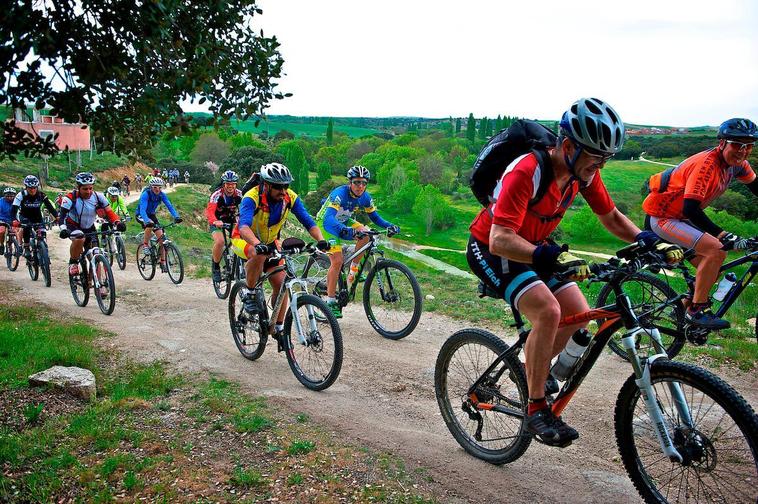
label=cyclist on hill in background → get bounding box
[315,165,400,318]
[232,163,329,336]
[136,177,182,273]
[206,170,243,282]
[0,187,21,256]
[121,174,131,196]
[642,117,758,332]
[184,170,190,184]
[467,98,681,447]
[12,175,58,260]
[59,172,125,276]
[135,173,143,192]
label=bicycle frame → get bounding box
[711,249,757,319]
[79,232,110,290]
[468,286,689,463]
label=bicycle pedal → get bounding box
[533,435,574,449]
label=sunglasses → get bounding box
[725,140,755,151]
[270,183,289,191]
[351,180,368,187]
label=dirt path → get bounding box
[3,223,756,503]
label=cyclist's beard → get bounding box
[267,189,285,202]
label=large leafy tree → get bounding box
[1,0,289,159]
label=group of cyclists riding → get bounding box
[1,101,755,456]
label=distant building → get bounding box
[13,108,90,151]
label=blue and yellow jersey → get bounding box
[234,185,315,245]
[316,185,390,240]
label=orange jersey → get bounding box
[642,148,755,219]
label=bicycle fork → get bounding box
[287,279,318,346]
[623,326,690,463]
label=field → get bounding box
[232,119,380,138]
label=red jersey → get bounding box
[206,188,243,225]
[642,148,755,219]
[470,153,616,244]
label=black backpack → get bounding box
[469,119,557,207]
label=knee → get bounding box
[531,300,561,330]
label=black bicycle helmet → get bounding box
[560,97,625,154]
[717,118,758,140]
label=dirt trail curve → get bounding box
[3,195,756,503]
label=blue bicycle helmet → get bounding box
[221,170,239,183]
[717,118,758,140]
[347,165,371,180]
[23,175,40,188]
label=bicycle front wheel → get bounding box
[38,241,51,287]
[165,243,184,284]
[93,255,116,315]
[615,360,758,504]
[363,259,422,340]
[6,238,19,271]
[435,329,531,465]
[213,253,232,299]
[228,281,267,361]
[69,262,89,307]
[27,248,39,281]
[136,243,156,280]
[596,272,685,360]
[115,236,126,270]
[283,294,343,391]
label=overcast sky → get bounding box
[241,0,757,127]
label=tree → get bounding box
[418,154,446,185]
[273,129,295,143]
[455,117,462,134]
[412,185,455,235]
[466,114,476,143]
[276,141,309,195]
[316,161,332,186]
[190,134,230,166]
[478,117,489,141]
[2,0,289,159]
[219,145,283,178]
[326,118,334,145]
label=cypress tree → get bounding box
[326,118,334,145]
[466,114,476,143]
[478,117,488,140]
[455,117,462,134]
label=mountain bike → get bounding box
[213,224,246,299]
[68,230,116,315]
[228,237,343,391]
[3,226,21,271]
[300,229,422,340]
[98,217,128,271]
[136,222,184,284]
[435,242,757,504]
[21,223,51,287]
[595,237,758,360]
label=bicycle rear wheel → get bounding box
[228,281,267,360]
[38,241,51,287]
[363,259,422,340]
[435,329,531,465]
[69,261,89,307]
[165,243,184,284]
[5,237,19,271]
[596,272,685,360]
[115,236,126,270]
[615,360,758,504]
[213,252,232,299]
[93,255,116,315]
[136,243,156,280]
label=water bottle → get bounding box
[713,272,737,302]
[550,329,592,381]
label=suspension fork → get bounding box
[286,279,316,345]
[622,328,684,463]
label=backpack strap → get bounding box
[529,149,554,208]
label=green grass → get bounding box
[287,440,315,456]
[232,119,380,138]
[418,249,468,271]
[0,152,128,190]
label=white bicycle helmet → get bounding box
[75,172,96,186]
[107,186,121,196]
[347,165,371,180]
[24,175,40,188]
[560,97,625,155]
[260,163,293,184]
[149,177,165,187]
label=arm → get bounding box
[42,195,58,218]
[205,194,218,225]
[367,209,392,229]
[322,206,353,239]
[682,198,722,237]
[489,224,539,262]
[137,191,150,222]
[596,207,641,242]
[237,196,260,246]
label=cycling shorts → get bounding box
[19,217,45,242]
[646,216,703,249]
[466,235,574,311]
[318,222,365,253]
[136,214,160,229]
[68,224,99,249]
[209,222,234,234]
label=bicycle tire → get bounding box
[93,255,116,315]
[615,359,758,504]
[435,329,531,465]
[283,294,343,391]
[115,236,126,270]
[69,260,89,307]
[363,259,422,340]
[27,244,39,281]
[165,243,184,284]
[106,237,116,267]
[5,237,19,271]
[596,272,685,360]
[136,243,155,280]
[228,281,267,361]
[38,241,51,287]
[213,252,232,299]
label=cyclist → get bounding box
[467,98,681,447]
[206,170,243,282]
[184,170,190,184]
[59,172,125,276]
[316,165,400,318]
[136,177,182,273]
[11,175,58,260]
[106,186,130,221]
[121,174,131,196]
[0,187,21,256]
[135,173,143,192]
[232,163,328,338]
[642,118,757,331]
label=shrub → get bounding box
[412,185,456,235]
